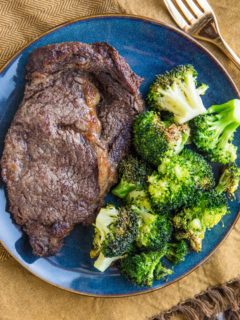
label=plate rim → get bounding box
[0,13,239,298]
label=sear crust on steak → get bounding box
[1,42,144,256]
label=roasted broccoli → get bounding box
[131,206,172,251]
[133,111,190,166]
[191,99,240,164]
[125,190,153,212]
[91,205,138,271]
[148,149,215,211]
[166,240,189,264]
[173,190,228,252]
[120,250,172,286]
[112,155,151,198]
[147,65,208,124]
[216,164,240,198]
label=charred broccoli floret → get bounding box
[173,190,228,252]
[112,155,151,198]
[147,65,208,124]
[191,99,240,164]
[125,190,152,212]
[91,205,138,272]
[133,111,190,166]
[148,149,214,211]
[216,164,240,198]
[131,206,172,251]
[166,240,189,264]
[120,250,172,286]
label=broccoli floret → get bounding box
[148,149,214,211]
[125,190,153,212]
[216,164,240,198]
[125,190,172,251]
[91,205,138,271]
[112,155,151,198]
[159,148,214,190]
[147,65,208,124]
[131,206,172,251]
[191,99,240,164]
[166,240,189,264]
[173,190,228,252]
[120,250,172,286]
[133,111,190,166]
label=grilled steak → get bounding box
[1,42,143,256]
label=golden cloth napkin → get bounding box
[0,1,239,319]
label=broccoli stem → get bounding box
[216,181,226,195]
[154,262,173,280]
[190,236,203,252]
[112,181,136,198]
[204,100,240,148]
[209,100,240,126]
[207,113,236,136]
[209,99,240,119]
[218,123,239,149]
[94,252,123,272]
[145,257,161,285]
[157,86,191,119]
[180,73,206,114]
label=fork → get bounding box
[164,0,240,70]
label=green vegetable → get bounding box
[120,250,172,286]
[191,99,240,164]
[94,253,123,273]
[173,190,228,252]
[125,190,172,251]
[132,206,172,251]
[133,111,190,166]
[147,65,208,124]
[216,164,240,198]
[125,189,152,212]
[148,149,215,211]
[91,205,138,271]
[166,240,189,264]
[112,155,151,198]
[90,65,240,286]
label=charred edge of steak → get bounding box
[26,42,143,94]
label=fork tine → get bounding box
[175,0,196,23]
[164,0,189,29]
[184,0,203,17]
[195,0,212,12]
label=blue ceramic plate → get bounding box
[0,15,239,297]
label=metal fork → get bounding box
[164,0,240,70]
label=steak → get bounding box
[1,42,143,256]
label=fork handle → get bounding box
[213,35,240,70]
